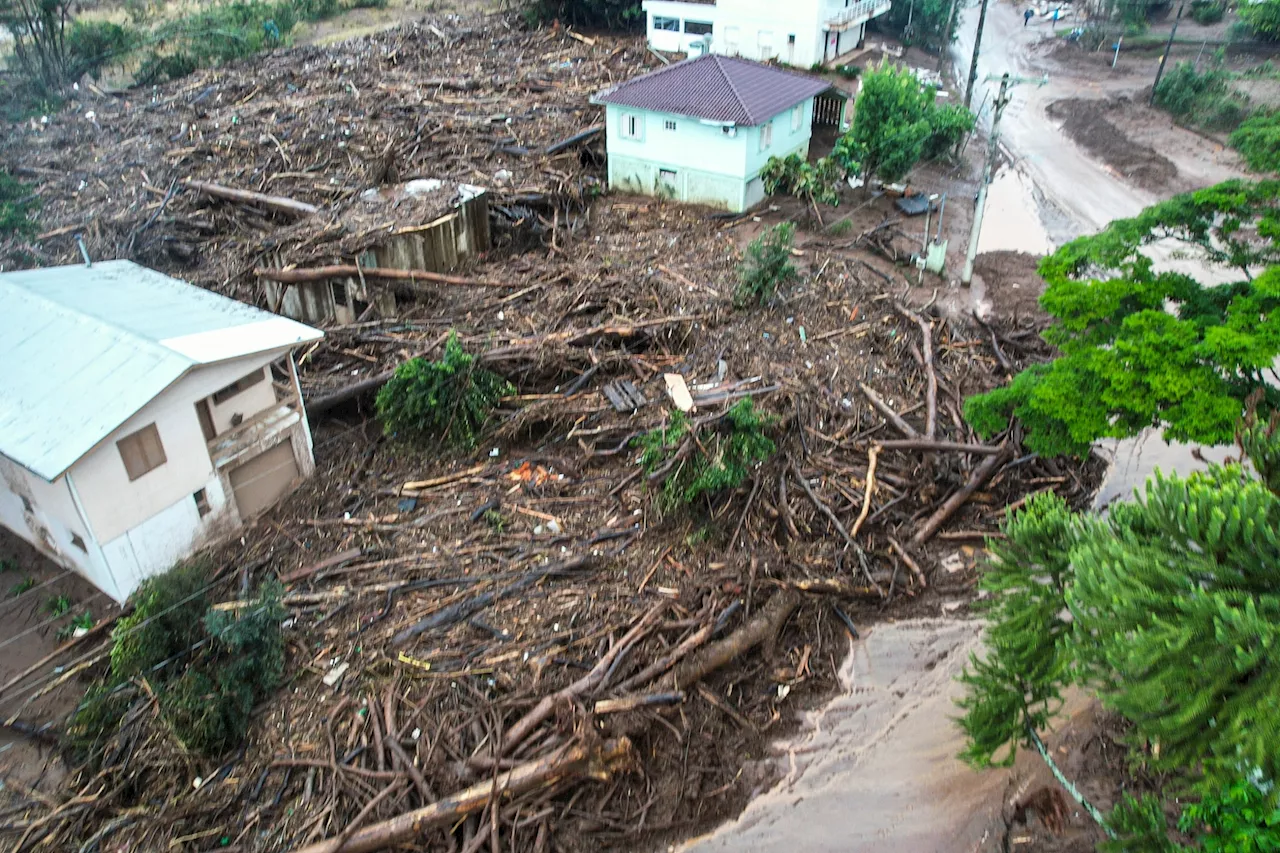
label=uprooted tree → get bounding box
[965,179,1280,458]
[376,331,515,449]
[635,398,775,512]
[957,413,1280,848]
[735,222,799,307]
[67,560,286,760]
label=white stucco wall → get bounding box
[207,365,277,435]
[644,0,880,66]
[0,455,121,598]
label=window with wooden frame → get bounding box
[117,423,167,481]
[620,113,644,140]
[212,368,266,405]
[759,121,773,151]
[193,488,211,517]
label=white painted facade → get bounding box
[643,0,892,67]
[0,350,315,602]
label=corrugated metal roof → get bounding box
[594,54,831,126]
[0,260,323,482]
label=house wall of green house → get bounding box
[604,99,816,212]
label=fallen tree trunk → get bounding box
[543,124,604,156]
[672,590,800,690]
[186,179,319,218]
[254,265,510,288]
[291,738,634,853]
[305,371,395,417]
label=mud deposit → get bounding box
[680,619,1008,853]
[1047,98,1179,193]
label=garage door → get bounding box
[229,439,299,520]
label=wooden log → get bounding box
[911,445,1011,545]
[291,738,634,853]
[672,590,800,690]
[254,265,510,288]
[543,124,603,156]
[185,179,318,218]
[281,547,364,584]
[593,692,684,715]
[876,439,1003,455]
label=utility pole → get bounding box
[937,0,961,73]
[964,0,990,109]
[1149,0,1186,105]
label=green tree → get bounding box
[1239,0,1280,40]
[375,331,514,448]
[877,0,961,53]
[526,0,642,28]
[965,179,1280,458]
[735,222,798,307]
[835,61,973,188]
[0,0,74,90]
[0,170,39,236]
[959,416,1280,844]
[761,153,844,207]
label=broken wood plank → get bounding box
[281,547,364,584]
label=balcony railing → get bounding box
[826,0,892,30]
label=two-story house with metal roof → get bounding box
[0,261,323,602]
[593,54,839,212]
[642,0,892,67]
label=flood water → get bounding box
[680,619,1011,853]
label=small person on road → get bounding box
[1024,7,1034,24]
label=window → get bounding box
[194,488,211,517]
[792,105,804,132]
[212,368,266,405]
[620,113,644,140]
[722,126,737,138]
[331,280,349,307]
[788,34,797,44]
[759,121,773,151]
[195,399,217,441]
[664,119,677,131]
[21,495,33,513]
[653,14,679,31]
[684,20,713,35]
[117,423,167,481]
[71,533,87,552]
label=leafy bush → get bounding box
[921,102,976,161]
[65,20,142,80]
[0,170,39,237]
[735,222,798,307]
[1179,780,1280,852]
[835,63,861,80]
[68,561,286,759]
[1154,59,1252,132]
[525,0,643,29]
[1191,0,1225,24]
[635,399,775,511]
[375,332,514,448]
[877,0,960,52]
[1231,110,1280,173]
[761,153,844,207]
[965,179,1280,457]
[1240,0,1280,40]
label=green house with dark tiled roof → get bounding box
[591,53,841,212]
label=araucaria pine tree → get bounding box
[958,412,1280,845]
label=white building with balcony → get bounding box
[0,261,323,602]
[642,0,892,67]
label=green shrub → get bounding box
[1231,110,1280,173]
[135,51,199,85]
[1154,59,1252,132]
[761,154,844,207]
[65,20,142,79]
[375,332,514,449]
[921,102,976,161]
[0,171,39,237]
[835,63,861,80]
[1191,0,1225,24]
[1179,780,1280,851]
[635,399,776,510]
[735,222,798,307]
[68,563,286,760]
[1240,0,1280,40]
